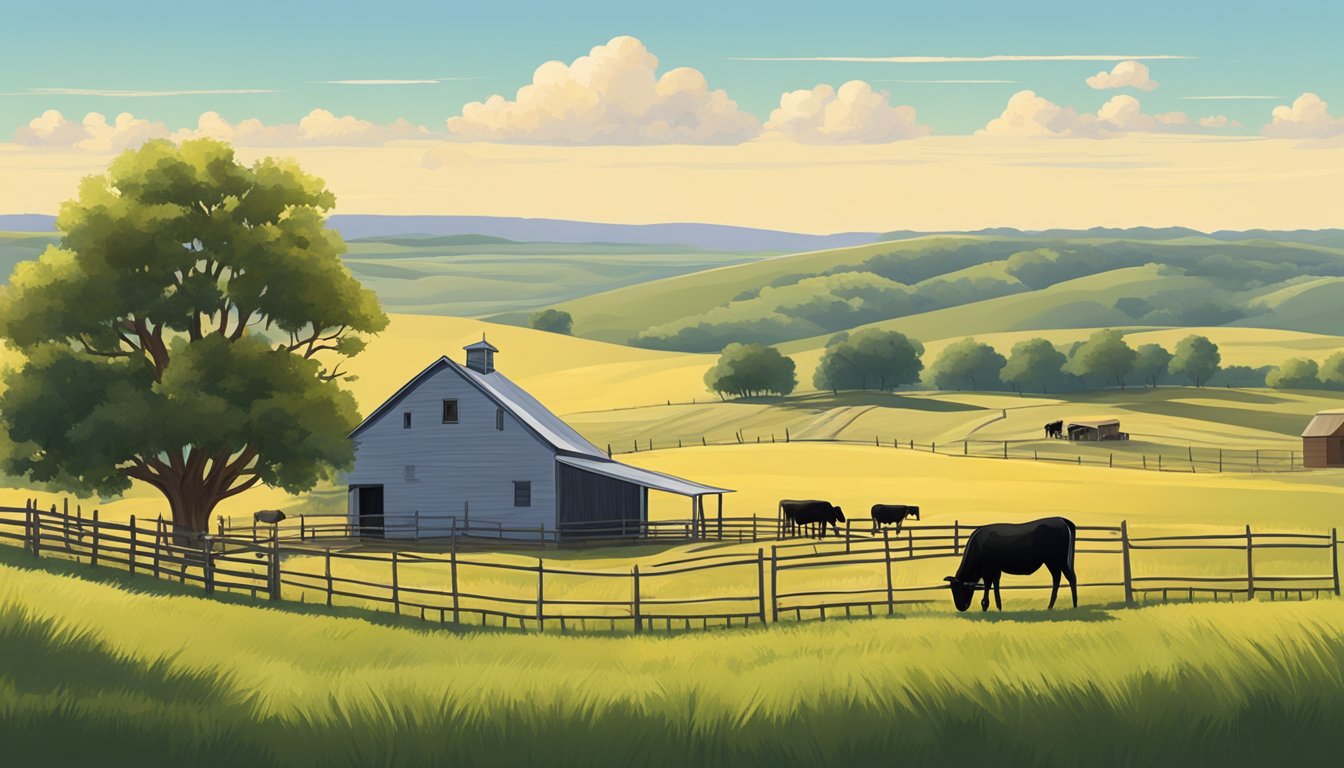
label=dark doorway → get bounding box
[354,485,384,538]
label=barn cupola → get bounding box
[464,337,499,374]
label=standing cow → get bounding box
[778,499,845,539]
[943,517,1077,612]
[1044,420,1064,439]
[870,504,920,534]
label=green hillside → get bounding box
[545,236,1344,352]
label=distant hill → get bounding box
[0,214,56,232]
[879,226,1344,248]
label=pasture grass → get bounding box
[4,547,1344,766]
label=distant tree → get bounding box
[704,343,797,399]
[1207,365,1271,388]
[1065,329,1137,389]
[0,139,387,538]
[813,329,923,393]
[1266,357,1322,389]
[529,308,573,335]
[1132,343,1173,388]
[1320,352,1344,389]
[1169,335,1222,387]
[928,337,1007,391]
[824,331,850,348]
[1000,338,1068,395]
[1113,297,1154,320]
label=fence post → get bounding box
[757,548,767,626]
[769,546,779,623]
[932,441,937,453]
[26,501,38,558]
[632,565,643,632]
[1003,441,1008,459]
[450,537,460,624]
[325,548,333,606]
[884,528,894,615]
[1246,525,1255,600]
[785,427,790,443]
[217,517,224,537]
[126,514,137,574]
[1219,449,1223,473]
[202,535,215,595]
[953,520,960,556]
[536,559,545,631]
[1332,527,1340,597]
[1256,450,1260,471]
[391,551,401,615]
[844,519,852,553]
[90,509,100,568]
[269,532,281,601]
[1120,520,1133,606]
[153,516,163,579]
[1109,453,1113,468]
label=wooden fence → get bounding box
[605,430,1305,474]
[2,502,1338,633]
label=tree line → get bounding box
[700,328,1332,398]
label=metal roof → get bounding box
[1302,412,1344,438]
[557,455,733,497]
[349,356,606,459]
[465,339,498,352]
[1068,419,1120,428]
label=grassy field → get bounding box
[4,546,1344,767]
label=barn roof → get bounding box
[1302,410,1344,438]
[349,356,607,459]
[557,455,733,497]
[1068,418,1120,428]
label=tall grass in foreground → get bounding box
[2,551,1344,767]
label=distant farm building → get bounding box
[1301,410,1344,468]
[1066,418,1129,442]
[345,339,732,539]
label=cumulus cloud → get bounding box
[1197,114,1240,128]
[446,36,759,144]
[761,81,929,143]
[1262,93,1344,139]
[175,109,435,146]
[13,109,168,151]
[979,91,1207,138]
[1085,60,1158,91]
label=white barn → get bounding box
[345,339,731,539]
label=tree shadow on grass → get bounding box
[953,603,1122,623]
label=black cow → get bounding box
[944,517,1077,612]
[871,504,920,534]
[778,499,845,538]
[254,509,287,525]
[1044,420,1064,439]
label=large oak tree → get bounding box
[0,139,387,537]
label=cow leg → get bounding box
[1063,563,1078,608]
[981,581,991,612]
[1047,567,1061,610]
[993,577,1003,611]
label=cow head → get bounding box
[944,576,977,612]
[833,506,846,522]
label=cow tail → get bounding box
[1067,519,1076,571]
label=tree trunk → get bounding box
[160,474,224,544]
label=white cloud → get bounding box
[446,36,759,145]
[174,109,435,146]
[1197,114,1241,128]
[1086,61,1158,91]
[1262,93,1344,139]
[13,109,168,151]
[979,91,1206,138]
[762,81,929,143]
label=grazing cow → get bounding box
[1044,420,1064,439]
[254,509,286,525]
[870,504,920,534]
[778,499,845,538]
[943,517,1077,612]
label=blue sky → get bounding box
[2,0,1340,135]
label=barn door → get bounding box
[356,485,384,538]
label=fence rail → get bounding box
[602,429,1306,474]
[2,501,1339,634]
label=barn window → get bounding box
[402,412,412,429]
[404,465,415,481]
[513,481,532,508]
[496,407,504,431]
[442,399,459,423]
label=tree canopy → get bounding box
[1065,329,1136,389]
[813,328,923,393]
[529,308,573,335]
[1169,335,1221,387]
[928,337,1007,392]
[0,139,387,535]
[704,343,797,398]
[1132,343,1173,388]
[1000,338,1068,395]
[1266,357,1321,389]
